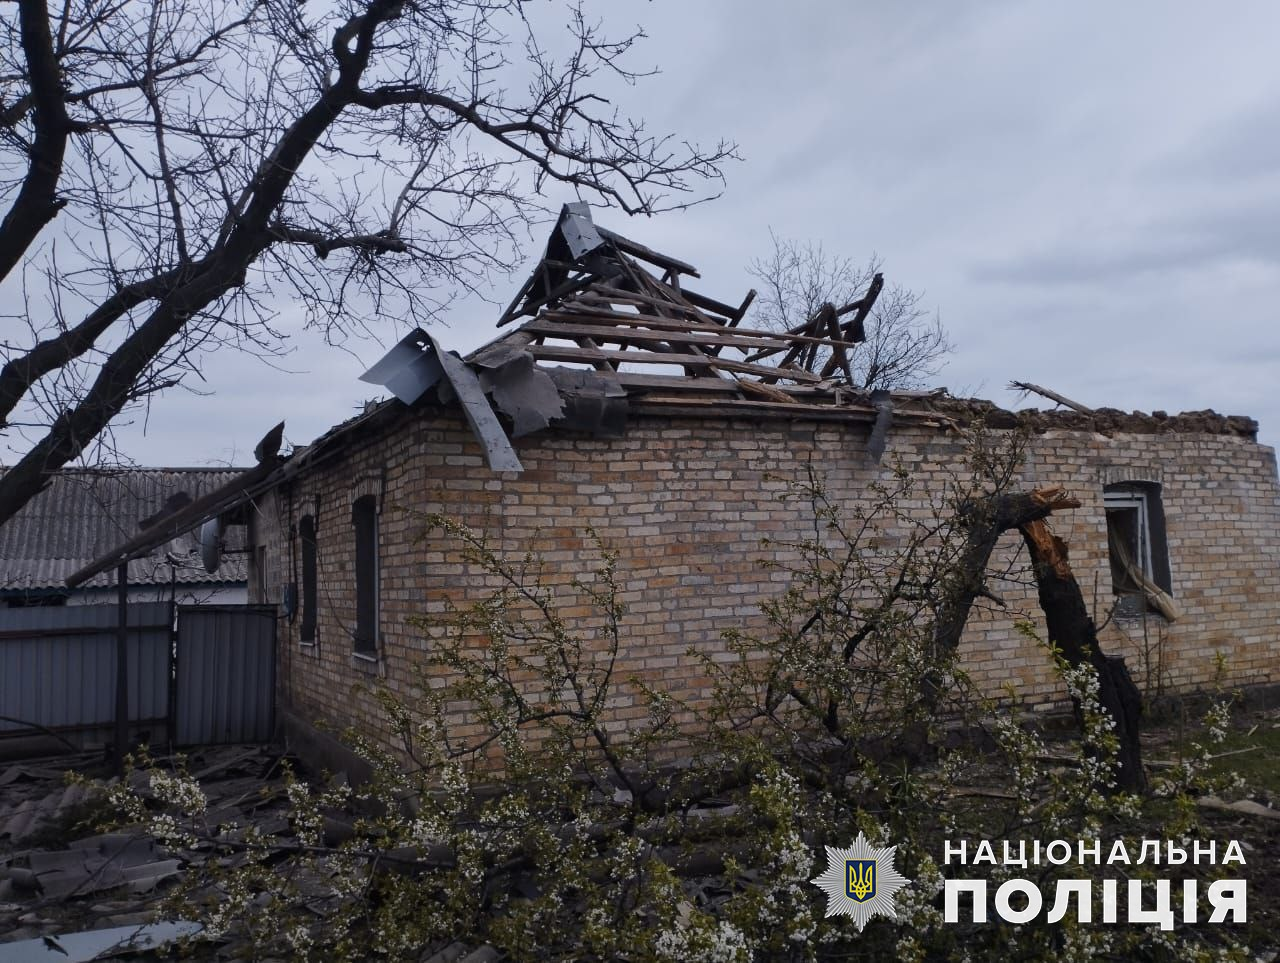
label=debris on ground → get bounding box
[0,744,504,960]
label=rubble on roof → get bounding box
[489,201,883,405]
[299,205,1268,478]
[921,396,1260,440]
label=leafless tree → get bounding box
[0,0,735,525]
[747,232,952,390]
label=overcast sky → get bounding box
[42,0,1280,465]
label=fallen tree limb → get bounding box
[921,485,1145,792]
[1019,517,1146,792]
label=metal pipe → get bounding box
[114,562,128,775]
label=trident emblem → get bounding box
[846,859,876,902]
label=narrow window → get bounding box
[352,495,378,655]
[1104,482,1174,618]
[299,514,317,644]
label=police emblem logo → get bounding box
[812,830,910,931]
[846,859,876,902]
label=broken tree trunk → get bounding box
[1019,518,1146,792]
[924,487,1145,792]
[931,487,1083,667]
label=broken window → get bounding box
[352,495,379,656]
[1103,482,1178,620]
[299,514,317,644]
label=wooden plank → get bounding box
[610,372,746,393]
[496,269,538,327]
[522,320,789,352]
[634,267,722,328]
[820,303,854,382]
[631,396,951,426]
[585,283,710,321]
[525,343,823,383]
[535,368,948,417]
[496,272,591,328]
[574,335,617,372]
[635,269,736,357]
[762,340,805,372]
[678,286,741,321]
[633,396,883,419]
[598,227,700,277]
[1008,381,1093,414]
[621,262,723,376]
[738,379,798,404]
[729,288,757,327]
[833,272,882,346]
[544,309,863,351]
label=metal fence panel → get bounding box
[174,605,275,744]
[0,602,172,733]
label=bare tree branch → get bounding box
[0,0,74,282]
[747,232,953,390]
[0,0,736,524]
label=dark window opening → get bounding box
[1104,482,1172,618]
[352,495,378,655]
[300,514,317,644]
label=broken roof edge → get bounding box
[281,380,1262,478]
[627,394,1259,440]
[924,397,1259,441]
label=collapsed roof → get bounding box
[489,201,881,397]
[360,203,926,470]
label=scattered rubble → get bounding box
[0,920,202,962]
[0,745,506,960]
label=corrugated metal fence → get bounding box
[174,605,275,744]
[0,602,275,748]
[0,602,172,736]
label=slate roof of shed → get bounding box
[0,468,248,592]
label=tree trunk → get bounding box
[926,487,1081,705]
[923,487,1146,793]
[1019,518,1146,792]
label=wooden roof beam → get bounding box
[598,227,700,278]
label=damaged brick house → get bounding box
[232,205,1279,757]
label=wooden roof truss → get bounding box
[492,204,884,405]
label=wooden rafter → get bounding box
[486,205,891,409]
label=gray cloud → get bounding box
[17,0,1279,464]
[971,185,1280,286]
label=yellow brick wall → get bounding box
[251,405,1280,753]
